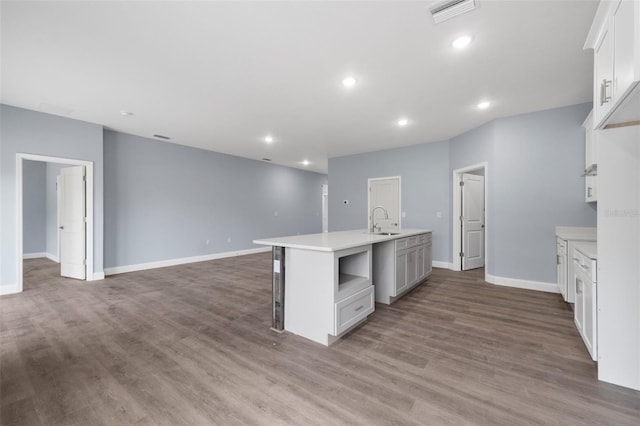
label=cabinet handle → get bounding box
[576,279,581,295]
[600,79,612,106]
[587,187,592,198]
[556,254,560,265]
[354,305,364,312]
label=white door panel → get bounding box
[60,166,86,280]
[462,173,485,270]
[369,177,400,232]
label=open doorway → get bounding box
[452,163,488,273]
[322,184,328,232]
[17,153,94,293]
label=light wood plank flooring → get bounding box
[2,255,639,425]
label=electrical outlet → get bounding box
[227,237,231,243]
[402,211,406,218]
[436,211,442,218]
[205,239,210,245]
[343,200,349,205]
[274,211,279,216]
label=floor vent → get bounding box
[428,0,477,24]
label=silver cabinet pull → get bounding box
[354,305,364,312]
[600,79,612,106]
[59,226,64,230]
[556,254,560,265]
[587,187,593,198]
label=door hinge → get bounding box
[83,175,86,182]
[459,252,464,257]
[459,181,464,186]
[460,215,463,222]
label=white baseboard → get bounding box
[432,260,453,269]
[90,272,105,281]
[486,274,560,294]
[23,252,46,259]
[104,247,271,276]
[46,253,59,263]
[0,283,21,296]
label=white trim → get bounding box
[46,253,59,263]
[452,162,488,275]
[23,252,46,259]
[432,260,454,269]
[0,283,21,296]
[90,272,105,281]
[104,247,271,276]
[486,274,560,294]
[367,176,402,231]
[16,153,100,293]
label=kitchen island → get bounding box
[253,229,432,346]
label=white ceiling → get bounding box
[1,1,597,173]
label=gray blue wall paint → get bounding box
[22,160,46,254]
[486,103,596,282]
[104,130,327,269]
[1,105,104,288]
[46,163,65,260]
[329,103,596,283]
[328,141,451,263]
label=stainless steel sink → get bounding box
[374,232,401,236]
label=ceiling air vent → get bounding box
[428,0,477,24]
[153,134,171,140]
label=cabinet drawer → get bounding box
[334,286,374,335]
[417,234,427,245]
[396,238,409,251]
[407,236,418,248]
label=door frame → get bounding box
[16,153,94,293]
[367,176,401,231]
[452,162,488,274]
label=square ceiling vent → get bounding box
[429,0,477,24]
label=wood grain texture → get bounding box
[1,256,639,425]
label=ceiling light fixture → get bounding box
[342,77,357,88]
[397,118,409,127]
[302,160,310,166]
[452,35,472,49]
[264,135,274,143]
[120,110,134,116]
[477,101,491,110]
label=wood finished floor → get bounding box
[2,256,639,425]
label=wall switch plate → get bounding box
[436,211,442,218]
[402,211,406,218]
[343,200,349,205]
[227,237,231,243]
[274,211,279,216]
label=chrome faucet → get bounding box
[370,205,389,233]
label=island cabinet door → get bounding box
[424,244,432,276]
[416,245,425,279]
[406,248,418,286]
[395,251,407,294]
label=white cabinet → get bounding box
[374,232,432,304]
[586,0,640,128]
[572,244,598,361]
[582,111,598,202]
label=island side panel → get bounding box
[284,248,334,345]
[373,240,396,304]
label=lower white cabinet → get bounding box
[573,244,598,361]
[374,232,432,304]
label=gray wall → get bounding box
[46,163,66,260]
[22,160,46,254]
[1,104,104,289]
[104,131,327,269]
[328,141,451,264]
[329,103,596,283]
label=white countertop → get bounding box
[573,242,597,259]
[253,228,432,252]
[556,226,597,241]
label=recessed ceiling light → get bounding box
[477,101,491,110]
[452,35,472,49]
[120,110,134,116]
[301,160,310,166]
[397,118,409,127]
[264,135,274,143]
[342,77,357,88]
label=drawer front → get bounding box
[407,236,418,248]
[396,238,409,251]
[573,250,596,282]
[334,286,375,335]
[417,234,427,245]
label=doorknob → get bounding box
[59,226,64,230]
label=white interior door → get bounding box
[368,177,400,232]
[59,166,86,280]
[461,173,485,270]
[322,184,328,233]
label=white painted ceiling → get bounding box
[1,1,597,173]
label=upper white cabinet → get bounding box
[582,110,598,202]
[585,0,640,128]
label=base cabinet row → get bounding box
[374,232,432,305]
